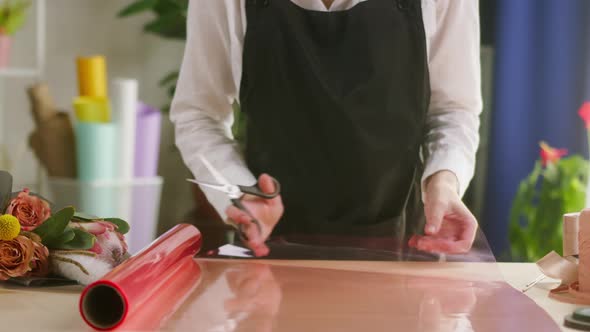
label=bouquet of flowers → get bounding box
[0,172,130,285]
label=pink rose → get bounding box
[69,221,128,266]
[5,189,51,231]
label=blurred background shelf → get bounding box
[0,67,40,77]
[0,0,46,190]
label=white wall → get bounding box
[0,0,194,232]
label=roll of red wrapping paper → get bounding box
[79,224,202,330]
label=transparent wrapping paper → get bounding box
[159,229,557,332]
[79,226,560,331]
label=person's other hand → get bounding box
[226,174,284,257]
[408,170,477,254]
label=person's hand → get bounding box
[226,174,284,257]
[408,171,477,254]
[224,264,282,332]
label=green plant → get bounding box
[509,147,588,261]
[509,103,590,262]
[118,0,187,113]
[0,0,30,36]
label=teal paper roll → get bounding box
[76,122,116,181]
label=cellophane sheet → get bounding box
[160,229,558,331]
[81,225,560,331]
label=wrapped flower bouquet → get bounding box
[0,171,130,285]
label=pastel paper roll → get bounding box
[77,56,108,98]
[111,78,138,179]
[135,103,162,177]
[75,122,116,181]
[73,96,110,123]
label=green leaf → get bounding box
[117,0,157,17]
[45,229,75,249]
[33,207,75,246]
[57,228,96,250]
[143,12,186,39]
[160,103,171,114]
[103,218,130,234]
[0,0,30,35]
[158,71,179,87]
[153,0,188,15]
[73,211,99,221]
[167,86,176,102]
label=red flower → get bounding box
[539,141,568,167]
[578,102,590,129]
[5,189,51,231]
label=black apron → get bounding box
[240,0,430,245]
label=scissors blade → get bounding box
[199,154,232,186]
[186,179,232,194]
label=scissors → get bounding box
[187,155,281,241]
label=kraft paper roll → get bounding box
[73,97,110,123]
[564,213,580,257]
[135,103,161,177]
[111,78,138,179]
[79,224,202,331]
[27,83,58,125]
[29,113,77,178]
[75,122,116,181]
[77,56,108,98]
[579,209,590,292]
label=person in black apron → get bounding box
[181,0,479,257]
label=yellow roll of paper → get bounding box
[77,56,108,98]
[73,96,111,123]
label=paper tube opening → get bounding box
[81,284,127,330]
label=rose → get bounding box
[5,189,51,231]
[22,232,49,278]
[69,221,128,266]
[0,235,35,280]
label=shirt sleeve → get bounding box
[170,0,255,221]
[420,0,483,199]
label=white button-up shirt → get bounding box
[170,0,482,220]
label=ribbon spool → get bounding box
[541,209,590,304]
[564,213,579,257]
[579,210,590,292]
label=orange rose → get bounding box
[22,232,49,278]
[0,235,35,280]
[5,189,51,231]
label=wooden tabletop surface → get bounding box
[0,261,579,331]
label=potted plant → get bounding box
[0,0,31,68]
[509,102,590,261]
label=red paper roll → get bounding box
[79,224,202,330]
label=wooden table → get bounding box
[0,262,579,331]
[498,263,578,332]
